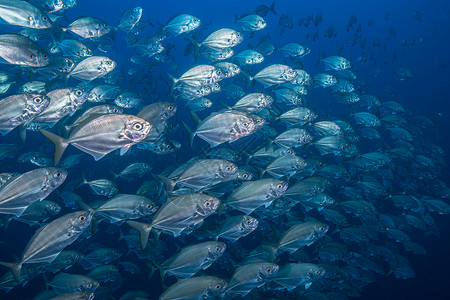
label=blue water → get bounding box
[1,0,450,299]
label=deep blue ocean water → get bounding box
[1,0,450,299]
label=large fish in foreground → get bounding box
[0,93,50,135]
[0,0,52,29]
[0,167,67,216]
[40,114,152,164]
[0,210,92,281]
[0,33,49,67]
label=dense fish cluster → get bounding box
[0,1,448,300]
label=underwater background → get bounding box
[1,0,450,299]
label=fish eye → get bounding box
[132,122,143,131]
[246,219,252,225]
[225,166,231,171]
[215,284,222,290]
[205,200,211,206]
[75,90,83,96]
[43,16,48,21]
[79,215,86,222]
[315,270,320,274]
[86,283,92,288]
[242,174,248,178]
[277,184,283,189]
[103,23,108,27]
[146,204,152,208]
[43,54,48,59]
[265,267,272,273]
[215,246,221,252]
[168,105,174,110]
[54,171,62,178]
[34,97,42,104]
[113,108,119,113]
[319,227,325,231]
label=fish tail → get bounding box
[17,125,26,145]
[126,220,152,250]
[217,202,226,217]
[260,245,277,262]
[75,171,88,189]
[77,200,96,213]
[240,69,254,89]
[0,261,22,282]
[39,129,69,165]
[165,72,178,95]
[148,260,166,282]
[147,16,154,27]
[182,121,195,147]
[188,37,201,59]
[270,1,277,15]
[110,169,119,180]
[243,151,253,164]
[63,74,70,88]
[257,167,265,179]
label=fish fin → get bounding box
[39,129,68,165]
[0,128,13,136]
[120,146,131,156]
[260,245,277,262]
[208,141,221,148]
[126,221,152,249]
[305,282,312,289]
[0,261,22,282]
[270,1,277,15]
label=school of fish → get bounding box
[0,1,448,300]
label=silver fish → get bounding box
[160,276,227,300]
[0,33,49,67]
[0,167,66,217]
[0,211,92,281]
[157,241,226,278]
[0,93,50,135]
[68,56,116,82]
[0,0,52,29]
[63,16,111,39]
[40,114,151,164]
[127,193,220,247]
[163,14,201,36]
